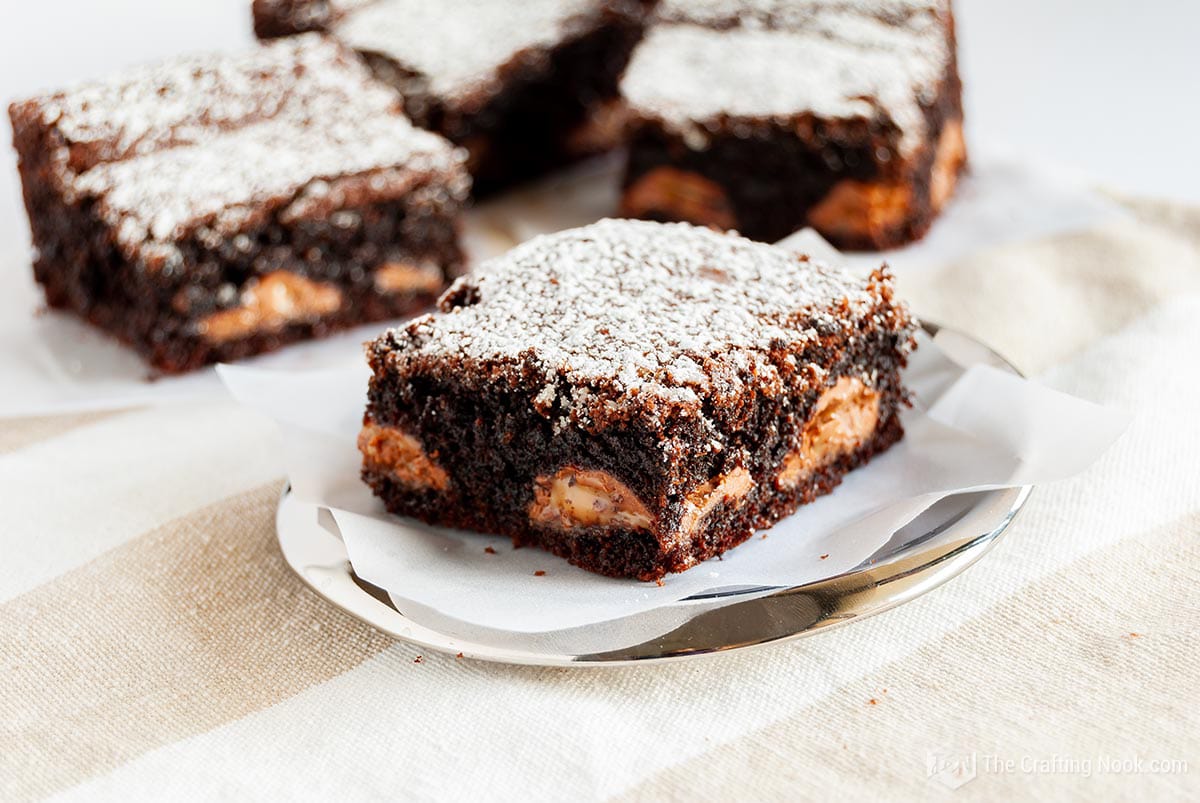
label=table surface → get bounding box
[0,0,1196,253]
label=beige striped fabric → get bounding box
[1,200,1197,801]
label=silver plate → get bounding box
[276,323,1031,666]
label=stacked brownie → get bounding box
[360,219,916,580]
[619,0,966,248]
[254,0,650,195]
[9,36,469,372]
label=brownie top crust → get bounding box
[620,0,952,155]
[371,219,912,432]
[9,35,468,268]
[324,0,633,108]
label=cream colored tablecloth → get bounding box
[1,199,1197,801]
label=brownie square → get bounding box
[360,219,917,580]
[9,35,470,373]
[253,0,649,195]
[619,0,966,249]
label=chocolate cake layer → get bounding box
[9,35,470,372]
[254,0,649,196]
[619,0,966,248]
[361,219,917,580]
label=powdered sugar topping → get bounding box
[384,220,893,427]
[77,115,460,251]
[33,35,400,170]
[29,35,466,260]
[621,0,951,155]
[332,0,603,105]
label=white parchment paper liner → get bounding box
[219,326,1127,634]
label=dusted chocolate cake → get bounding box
[360,219,917,580]
[619,0,966,249]
[253,0,649,196]
[8,35,469,373]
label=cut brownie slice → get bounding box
[9,35,469,373]
[619,0,966,249]
[253,0,649,196]
[360,219,917,580]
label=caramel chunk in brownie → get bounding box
[199,273,344,344]
[358,423,450,492]
[930,120,967,212]
[680,468,754,536]
[776,377,881,489]
[373,262,447,296]
[621,167,737,231]
[530,468,655,531]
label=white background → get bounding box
[1,0,1197,252]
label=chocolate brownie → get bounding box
[9,35,470,373]
[360,219,917,580]
[254,0,649,196]
[619,0,966,249]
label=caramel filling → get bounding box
[198,272,343,343]
[808,118,966,239]
[777,377,881,489]
[930,119,966,212]
[807,177,913,240]
[373,261,444,295]
[679,467,754,535]
[621,167,737,231]
[358,422,450,492]
[529,468,655,531]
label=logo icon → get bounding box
[927,749,978,790]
